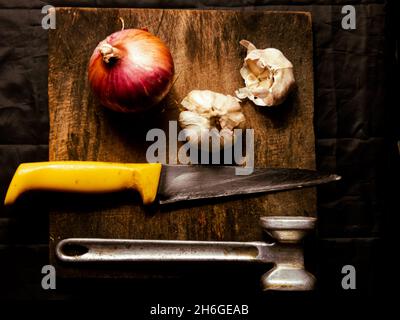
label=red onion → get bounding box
[88,27,174,113]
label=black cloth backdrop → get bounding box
[0,0,398,300]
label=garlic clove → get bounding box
[266,68,296,106]
[179,110,210,129]
[247,59,265,77]
[181,90,214,115]
[255,48,293,70]
[219,112,246,131]
[212,94,242,115]
[240,67,259,87]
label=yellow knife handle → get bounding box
[4,161,162,206]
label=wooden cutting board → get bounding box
[48,8,315,277]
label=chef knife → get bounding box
[4,161,340,206]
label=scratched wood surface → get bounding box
[48,8,315,277]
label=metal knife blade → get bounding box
[157,165,341,204]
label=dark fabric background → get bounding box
[0,0,398,304]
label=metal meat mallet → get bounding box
[56,216,317,291]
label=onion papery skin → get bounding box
[88,29,174,113]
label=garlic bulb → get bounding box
[235,40,295,107]
[179,90,246,150]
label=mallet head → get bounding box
[259,216,317,291]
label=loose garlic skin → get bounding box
[235,40,295,107]
[179,90,246,150]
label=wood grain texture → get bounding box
[48,8,315,277]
